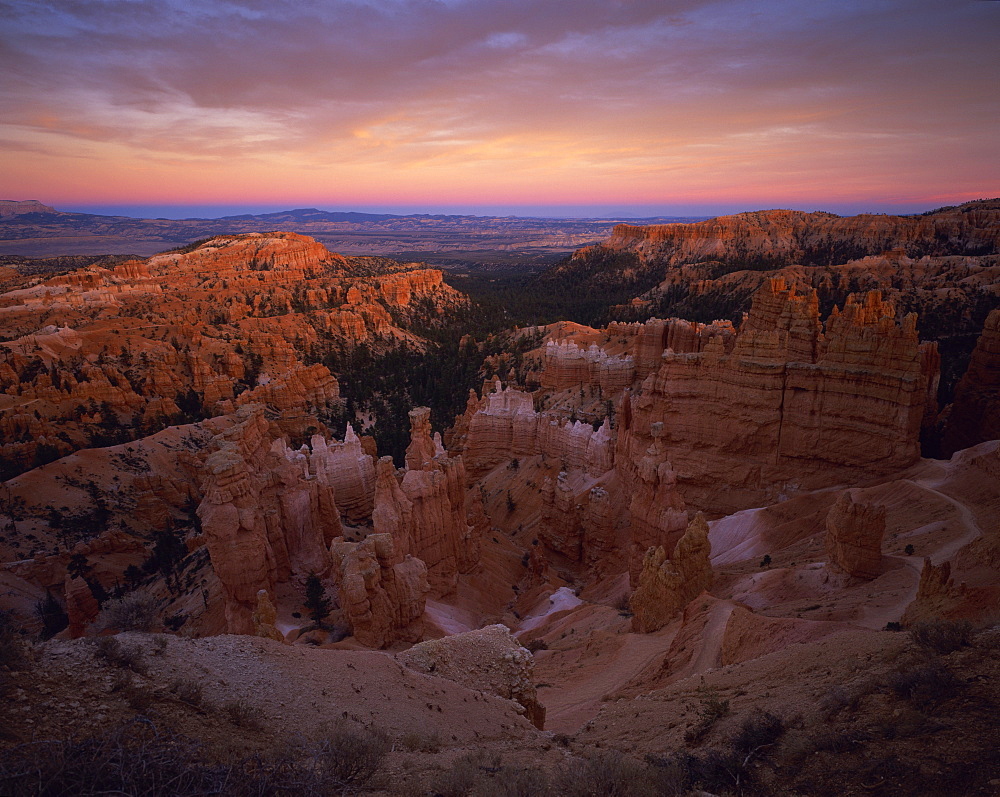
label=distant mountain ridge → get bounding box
[0,199,56,218]
[0,200,706,258]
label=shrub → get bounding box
[110,671,133,693]
[810,727,870,753]
[887,662,962,709]
[556,750,659,797]
[819,685,851,717]
[303,572,331,626]
[400,730,441,753]
[223,698,262,729]
[645,751,698,796]
[731,710,785,757]
[169,678,203,707]
[97,592,160,632]
[35,591,69,639]
[312,724,389,791]
[492,765,549,797]
[0,718,328,795]
[525,639,548,653]
[684,690,730,745]
[431,751,492,797]
[909,619,975,655]
[95,637,148,675]
[0,610,28,670]
[124,684,154,713]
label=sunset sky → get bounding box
[1,0,998,217]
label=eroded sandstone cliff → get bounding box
[616,279,938,513]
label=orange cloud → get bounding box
[0,0,996,212]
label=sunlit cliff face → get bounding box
[1,0,997,210]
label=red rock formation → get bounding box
[0,231,467,479]
[540,340,635,393]
[330,533,428,649]
[404,406,439,470]
[146,232,343,277]
[626,423,687,582]
[308,426,376,524]
[454,382,614,480]
[588,205,1000,269]
[629,512,712,633]
[942,309,1000,455]
[537,473,622,571]
[401,455,469,596]
[195,406,351,634]
[582,485,617,574]
[64,575,99,638]
[824,492,886,579]
[198,442,278,635]
[633,317,736,379]
[539,471,581,559]
[235,363,340,415]
[252,589,285,642]
[398,624,545,729]
[460,488,487,574]
[617,279,938,513]
[371,456,414,557]
[0,199,56,217]
[357,406,483,597]
[901,559,968,626]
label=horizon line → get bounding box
[46,200,979,221]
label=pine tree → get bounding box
[304,572,331,626]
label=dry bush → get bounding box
[95,637,148,675]
[809,727,871,754]
[97,592,160,633]
[124,684,154,713]
[818,677,878,719]
[430,751,490,797]
[489,765,549,797]
[0,610,29,671]
[818,685,851,717]
[0,719,221,796]
[223,698,262,729]
[0,718,331,796]
[684,689,731,745]
[431,751,548,797]
[645,751,698,796]
[732,711,785,755]
[400,730,440,753]
[909,620,976,655]
[110,671,133,693]
[887,661,962,710]
[169,678,204,707]
[652,710,787,795]
[311,724,389,792]
[556,750,659,797]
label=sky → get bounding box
[1,0,998,218]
